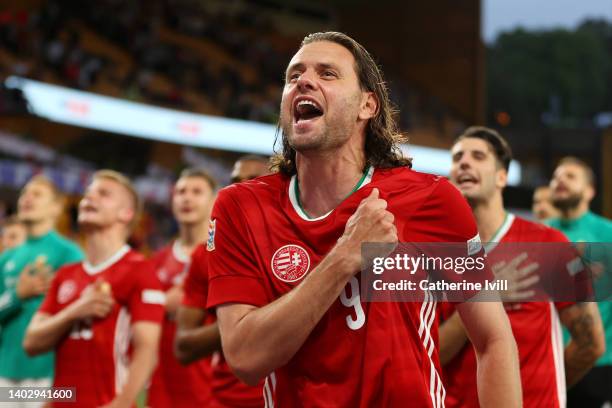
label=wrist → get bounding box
[62,301,82,322]
[328,243,360,278]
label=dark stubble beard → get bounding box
[282,108,356,154]
[552,192,582,212]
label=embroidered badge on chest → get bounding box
[270,244,311,283]
[58,280,77,304]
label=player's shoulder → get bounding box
[0,246,20,266]
[111,250,149,274]
[373,166,446,192]
[587,212,612,230]
[54,261,85,280]
[49,231,75,246]
[373,166,463,208]
[216,172,286,208]
[117,251,158,285]
[51,233,83,257]
[511,216,569,242]
[121,250,149,266]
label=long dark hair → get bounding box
[271,31,411,176]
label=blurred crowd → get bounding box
[0,0,288,122]
[0,0,458,130]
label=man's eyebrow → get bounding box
[286,62,305,76]
[285,62,341,76]
[317,62,339,71]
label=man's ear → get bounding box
[496,168,508,189]
[118,207,135,226]
[584,184,595,203]
[50,200,64,220]
[358,91,378,121]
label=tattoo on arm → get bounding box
[561,302,604,388]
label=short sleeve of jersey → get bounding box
[207,187,268,309]
[182,245,209,309]
[408,179,492,297]
[39,267,65,315]
[544,228,592,303]
[129,260,165,323]
[408,178,479,243]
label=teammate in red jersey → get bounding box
[230,155,270,184]
[24,170,165,408]
[177,244,264,407]
[147,168,217,407]
[205,31,522,407]
[173,159,269,407]
[439,127,605,407]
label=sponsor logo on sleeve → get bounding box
[467,233,482,256]
[566,257,584,277]
[207,219,216,252]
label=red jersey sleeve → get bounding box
[408,178,480,243]
[206,187,269,309]
[129,260,165,323]
[39,267,65,315]
[543,228,592,303]
[182,245,209,309]
[408,178,492,298]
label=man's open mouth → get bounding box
[294,98,324,123]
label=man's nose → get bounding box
[459,159,471,170]
[296,71,317,92]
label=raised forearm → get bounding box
[175,322,221,365]
[562,303,605,387]
[219,247,355,385]
[23,309,77,356]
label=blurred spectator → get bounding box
[0,175,83,392]
[0,0,447,130]
[230,155,271,184]
[532,185,560,221]
[148,168,217,407]
[547,157,612,408]
[1,215,27,251]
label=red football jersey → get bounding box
[39,246,165,408]
[441,215,582,408]
[148,241,212,408]
[207,167,488,407]
[182,244,264,408]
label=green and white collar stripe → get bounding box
[289,166,374,222]
[483,213,515,254]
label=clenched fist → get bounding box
[337,188,398,273]
[67,280,115,320]
[16,264,51,299]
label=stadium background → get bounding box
[0,0,610,253]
